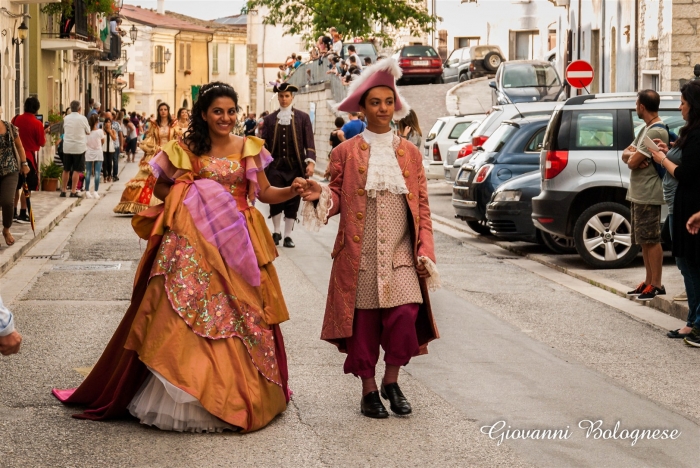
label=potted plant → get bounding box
[40,162,63,192]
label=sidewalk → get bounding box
[0,155,135,279]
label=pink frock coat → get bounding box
[322,134,439,353]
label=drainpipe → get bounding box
[261,20,266,114]
[206,31,213,92]
[174,30,180,109]
[634,0,639,90]
[23,4,28,102]
[577,0,581,60]
[601,0,605,92]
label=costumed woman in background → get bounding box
[113,103,180,214]
[54,82,302,433]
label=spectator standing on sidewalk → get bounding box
[61,100,90,198]
[101,118,117,183]
[650,81,700,345]
[0,296,21,355]
[622,89,669,301]
[0,119,30,246]
[341,112,365,139]
[111,111,124,181]
[11,96,45,223]
[123,117,137,163]
[84,115,104,199]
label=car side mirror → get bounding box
[489,81,497,89]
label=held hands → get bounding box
[0,330,22,355]
[687,211,700,235]
[292,178,322,201]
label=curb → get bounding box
[430,213,689,323]
[0,197,81,279]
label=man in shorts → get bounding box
[622,89,669,300]
[60,100,90,198]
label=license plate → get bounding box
[413,60,429,66]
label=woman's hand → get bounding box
[21,164,30,176]
[688,211,700,235]
[402,126,412,137]
[653,139,669,154]
[650,149,666,164]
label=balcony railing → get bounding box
[42,0,93,42]
[285,57,347,103]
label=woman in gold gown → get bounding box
[114,103,181,214]
[54,82,302,433]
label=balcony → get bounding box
[40,0,100,51]
[11,0,61,3]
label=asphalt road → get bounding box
[1,157,700,467]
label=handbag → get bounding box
[4,120,22,170]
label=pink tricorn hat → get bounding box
[335,58,411,119]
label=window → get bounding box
[631,110,683,138]
[448,122,471,139]
[186,43,192,70]
[154,45,165,74]
[642,72,660,91]
[525,128,546,152]
[648,40,659,59]
[502,63,560,88]
[179,43,184,71]
[121,50,127,61]
[212,43,219,74]
[511,30,539,60]
[426,121,445,141]
[445,49,462,66]
[400,45,439,57]
[457,121,481,144]
[229,44,236,74]
[128,72,135,89]
[482,124,518,153]
[455,36,480,49]
[574,111,615,148]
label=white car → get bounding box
[423,114,483,180]
[443,119,484,182]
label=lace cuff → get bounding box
[418,256,441,291]
[301,185,332,232]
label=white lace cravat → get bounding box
[362,129,408,198]
[277,106,293,126]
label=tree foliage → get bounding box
[244,0,436,47]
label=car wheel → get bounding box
[483,52,502,72]
[540,231,577,254]
[573,202,640,269]
[467,219,492,236]
[459,72,468,82]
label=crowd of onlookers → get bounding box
[272,27,384,88]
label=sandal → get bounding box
[3,229,14,246]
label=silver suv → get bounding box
[532,93,684,268]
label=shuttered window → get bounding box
[128,72,135,88]
[186,43,191,70]
[179,43,184,71]
[155,45,165,73]
[229,44,235,74]
[212,43,219,74]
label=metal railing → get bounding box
[285,57,347,103]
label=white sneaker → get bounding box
[84,191,93,199]
[92,191,100,199]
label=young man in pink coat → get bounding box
[298,59,440,419]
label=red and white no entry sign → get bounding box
[565,60,594,89]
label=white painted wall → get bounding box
[0,0,25,121]
[208,39,250,112]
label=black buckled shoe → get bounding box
[360,391,389,419]
[272,232,281,246]
[380,382,412,415]
[283,237,295,248]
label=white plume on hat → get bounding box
[334,58,411,120]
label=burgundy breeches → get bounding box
[343,303,420,378]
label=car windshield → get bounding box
[457,121,481,143]
[342,43,375,56]
[481,123,518,153]
[401,46,439,57]
[426,120,445,141]
[502,64,561,88]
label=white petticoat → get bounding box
[128,368,236,433]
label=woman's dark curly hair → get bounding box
[183,81,240,156]
[677,80,700,149]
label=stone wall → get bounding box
[672,0,700,88]
[293,82,342,166]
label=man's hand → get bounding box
[416,259,431,278]
[305,162,315,178]
[688,211,700,235]
[0,331,22,355]
[300,179,322,202]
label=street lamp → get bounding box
[129,25,138,42]
[12,21,27,45]
[164,48,172,63]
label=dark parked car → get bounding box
[340,42,378,64]
[452,117,549,235]
[445,45,505,82]
[490,61,564,106]
[394,45,444,84]
[486,171,576,253]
